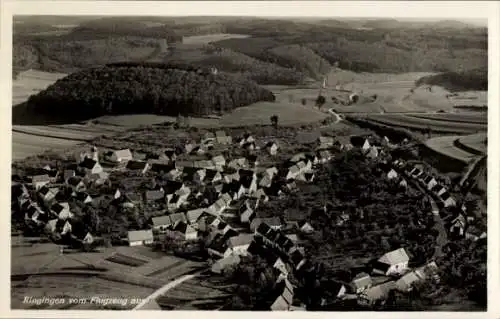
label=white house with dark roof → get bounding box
[441,192,456,208]
[38,186,59,205]
[361,139,371,153]
[127,229,154,246]
[387,169,398,180]
[366,146,379,159]
[426,177,438,191]
[450,213,467,236]
[286,165,301,180]
[184,142,195,154]
[52,202,73,220]
[172,221,198,241]
[373,248,410,276]
[109,149,133,163]
[204,169,222,184]
[74,192,93,204]
[61,220,72,235]
[265,142,279,156]
[79,158,103,176]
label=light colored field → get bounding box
[407,113,487,125]
[157,275,231,310]
[449,91,488,107]
[182,33,250,45]
[219,101,328,126]
[12,132,83,161]
[456,133,487,154]
[13,125,99,141]
[13,69,67,106]
[425,135,478,163]
[365,114,486,134]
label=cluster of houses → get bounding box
[13,128,475,310]
[349,248,440,306]
[386,160,487,242]
[12,153,107,247]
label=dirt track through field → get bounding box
[133,271,202,310]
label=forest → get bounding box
[415,68,488,92]
[26,63,276,120]
[13,17,487,81]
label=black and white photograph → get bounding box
[3,0,498,315]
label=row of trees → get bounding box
[27,64,276,120]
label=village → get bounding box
[11,127,487,310]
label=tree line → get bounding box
[415,69,487,92]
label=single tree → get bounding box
[270,115,279,129]
[301,98,307,106]
[316,95,326,109]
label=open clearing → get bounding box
[182,33,250,45]
[219,101,328,126]
[13,69,67,106]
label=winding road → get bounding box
[133,271,203,310]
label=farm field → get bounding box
[11,237,207,310]
[456,133,487,155]
[13,69,67,106]
[361,113,486,135]
[156,275,232,310]
[218,101,329,126]
[424,135,479,163]
[11,274,154,310]
[271,69,487,115]
[407,113,487,125]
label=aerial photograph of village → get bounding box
[10,6,487,312]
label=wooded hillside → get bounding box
[27,63,276,120]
